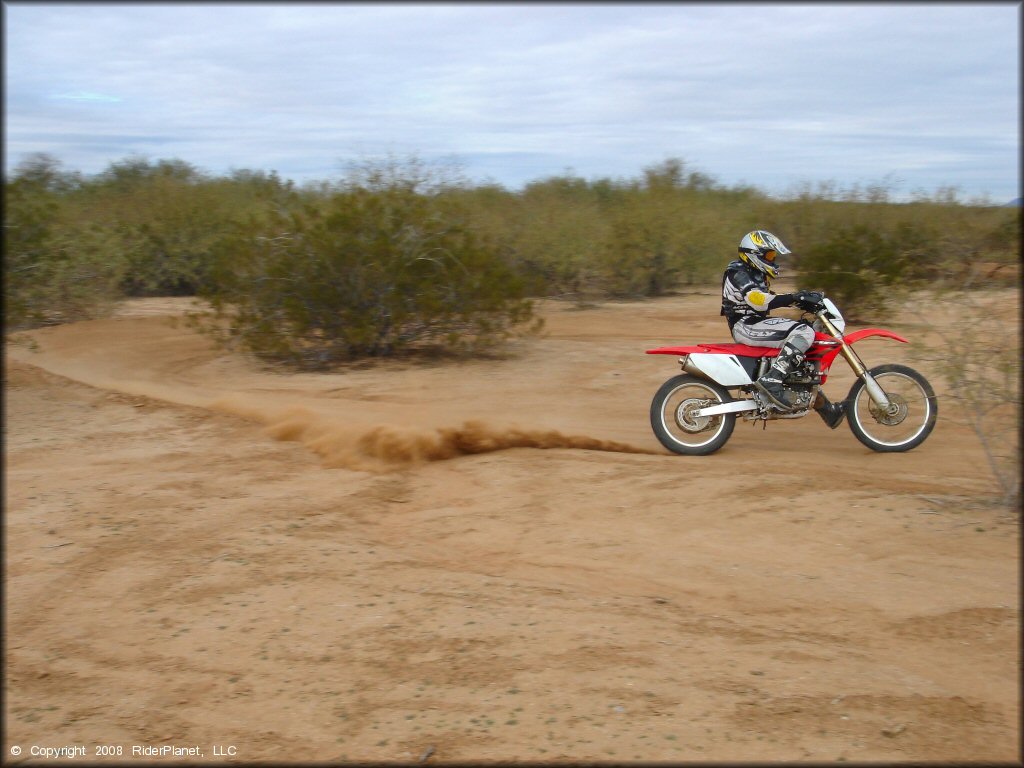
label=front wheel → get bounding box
[846,364,938,452]
[650,374,736,456]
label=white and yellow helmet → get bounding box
[738,230,790,280]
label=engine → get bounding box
[746,359,821,418]
[779,359,821,411]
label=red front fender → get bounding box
[812,327,909,380]
[842,328,909,345]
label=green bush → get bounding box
[3,156,126,329]
[5,152,1017,337]
[84,158,286,296]
[795,221,932,317]
[503,174,610,300]
[195,185,538,368]
[601,199,684,297]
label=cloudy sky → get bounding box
[4,2,1020,201]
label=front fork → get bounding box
[817,313,892,410]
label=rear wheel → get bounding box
[846,364,937,452]
[650,374,736,456]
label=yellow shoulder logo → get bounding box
[747,289,770,309]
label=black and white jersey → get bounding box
[721,259,779,327]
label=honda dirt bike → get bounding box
[646,297,937,455]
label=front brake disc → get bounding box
[869,393,908,425]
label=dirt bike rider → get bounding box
[721,230,845,428]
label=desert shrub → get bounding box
[6,151,1017,335]
[533,160,741,298]
[195,184,538,368]
[912,284,1020,509]
[601,196,685,297]
[509,174,610,299]
[599,196,747,297]
[795,221,933,318]
[82,157,286,296]
[3,156,126,329]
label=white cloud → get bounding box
[3,2,1019,200]
[49,91,123,103]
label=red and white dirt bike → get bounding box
[646,297,938,455]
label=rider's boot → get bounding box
[813,391,846,429]
[754,342,804,411]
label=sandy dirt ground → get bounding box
[4,286,1020,764]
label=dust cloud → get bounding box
[210,397,658,471]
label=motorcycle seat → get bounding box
[646,343,779,358]
[646,333,836,359]
[696,343,780,357]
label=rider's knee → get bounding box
[788,323,815,353]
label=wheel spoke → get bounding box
[852,370,934,448]
[659,382,727,449]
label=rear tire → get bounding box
[846,364,937,452]
[650,374,736,456]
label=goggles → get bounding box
[763,249,777,262]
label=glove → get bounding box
[794,290,825,312]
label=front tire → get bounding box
[650,374,736,456]
[846,364,937,452]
